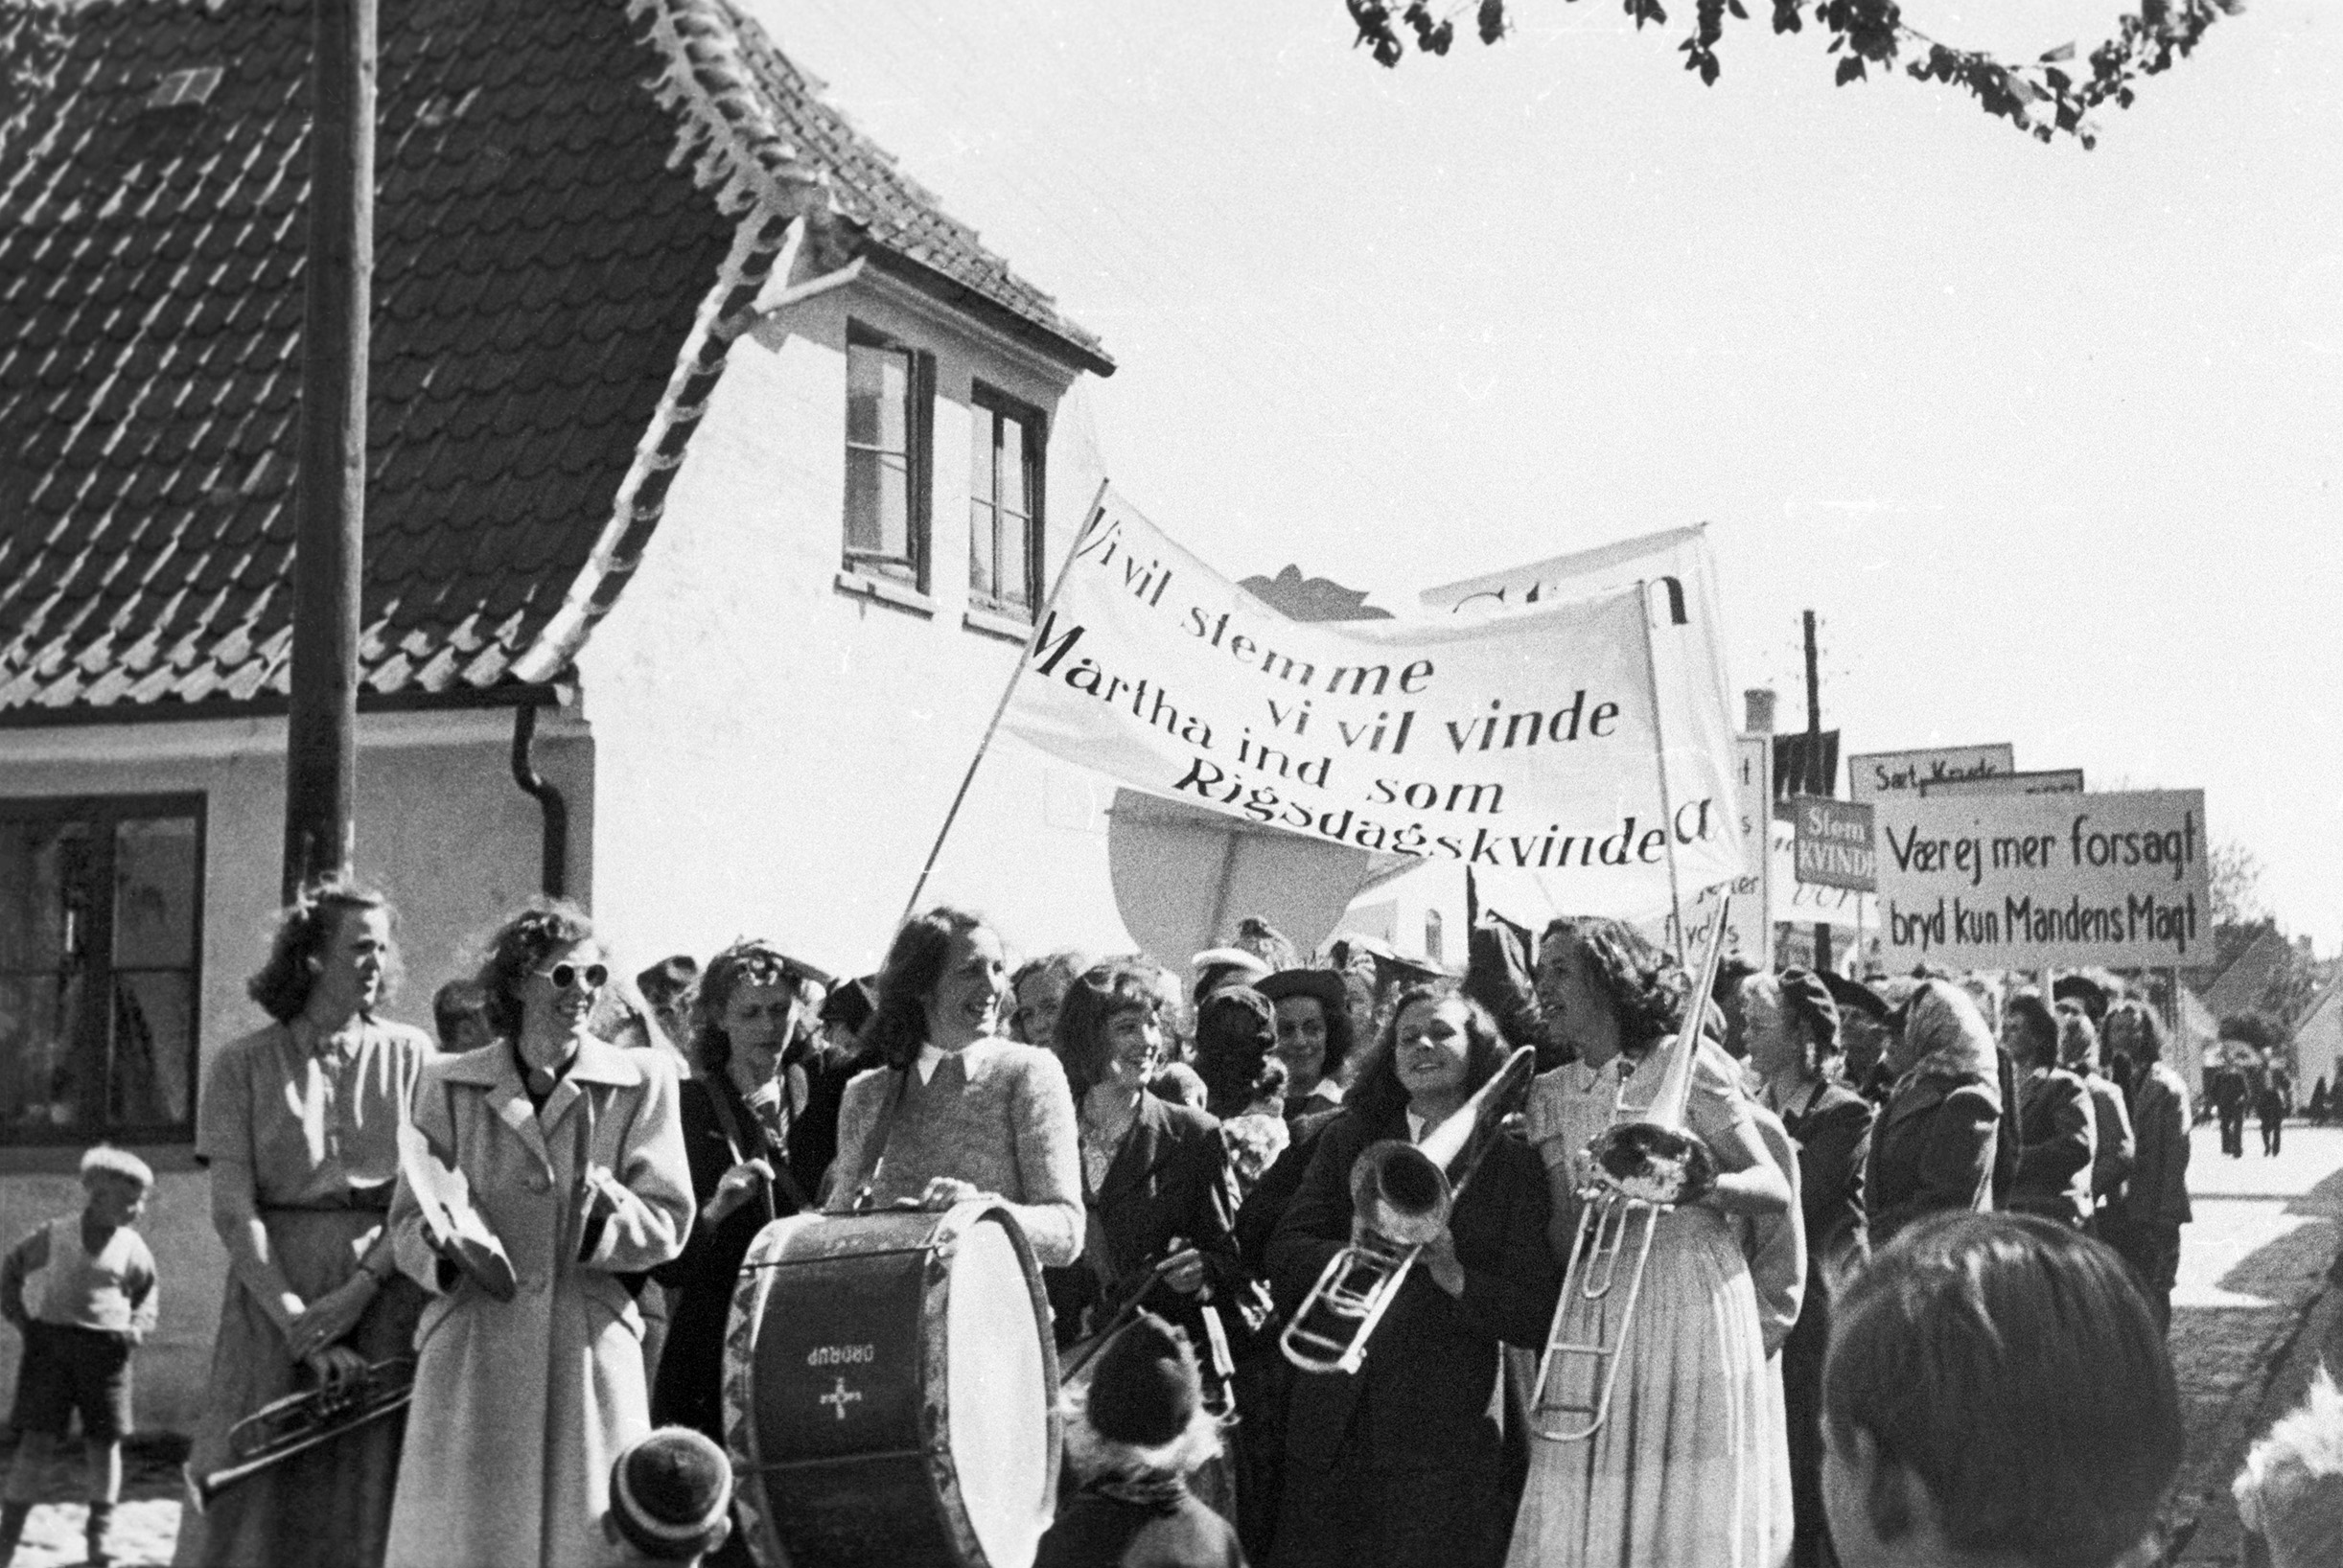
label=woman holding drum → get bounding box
[1508,917,1793,1568]
[1266,981,1557,1568]
[384,902,693,1568]
[823,907,1082,1264]
[175,879,430,1568]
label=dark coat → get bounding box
[650,1074,801,1439]
[1990,1046,2023,1209]
[1234,1108,1341,1280]
[1779,1079,1872,1271]
[1265,1106,1558,1476]
[2120,1064,2193,1230]
[2008,1067,2096,1227]
[1867,1068,1999,1244]
[1034,1486,1247,1568]
[1045,1094,1249,1355]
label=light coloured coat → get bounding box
[384,1039,691,1568]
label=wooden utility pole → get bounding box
[1804,610,1832,972]
[281,0,376,900]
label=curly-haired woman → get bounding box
[1268,982,1558,1568]
[822,908,1082,1265]
[1508,917,1793,1568]
[385,902,692,1568]
[174,879,431,1568]
[650,938,834,1450]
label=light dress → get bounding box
[1507,1039,1789,1568]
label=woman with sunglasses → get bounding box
[384,902,692,1568]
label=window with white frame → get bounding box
[843,322,934,588]
[968,385,1046,619]
[0,796,204,1143]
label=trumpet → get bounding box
[1529,903,1732,1442]
[1281,1046,1537,1375]
[193,1355,415,1509]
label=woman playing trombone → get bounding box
[1510,917,1793,1568]
[1264,981,1557,1568]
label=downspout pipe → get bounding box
[510,703,568,899]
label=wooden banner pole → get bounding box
[1635,581,1687,963]
[900,479,1111,924]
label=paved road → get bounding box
[2168,1121,2343,1564]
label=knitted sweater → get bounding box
[824,1039,1084,1266]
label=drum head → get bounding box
[944,1213,1053,1568]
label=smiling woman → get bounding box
[821,908,1084,1266]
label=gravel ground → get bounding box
[0,1441,185,1568]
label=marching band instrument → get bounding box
[1280,1045,1538,1376]
[192,1357,416,1510]
[723,1202,1059,1568]
[1529,904,1733,1442]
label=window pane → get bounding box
[970,406,997,507]
[1001,511,1031,611]
[969,500,997,601]
[999,416,1028,518]
[0,819,93,971]
[846,450,911,561]
[0,973,93,1138]
[113,818,197,969]
[109,970,194,1129]
[847,341,910,454]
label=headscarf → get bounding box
[1891,979,2003,1109]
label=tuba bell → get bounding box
[1528,904,1731,1441]
[1280,1045,1537,1376]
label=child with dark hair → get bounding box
[0,1148,156,1568]
[1821,1212,2182,1568]
[602,1426,733,1565]
[1038,1313,1243,1568]
[432,978,492,1054]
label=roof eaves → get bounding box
[857,242,1115,380]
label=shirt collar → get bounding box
[1404,1110,1427,1143]
[916,1044,945,1085]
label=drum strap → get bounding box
[707,1073,804,1222]
[848,1070,912,1212]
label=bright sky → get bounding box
[749,0,2343,953]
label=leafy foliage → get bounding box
[1342,0,2242,148]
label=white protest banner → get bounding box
[1003,490,1747,911]
[1418,524,1743,926]
[1873,790,2210,970]
[1847,744,2017,804]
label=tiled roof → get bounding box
[0,0,1105,720]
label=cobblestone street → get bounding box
[2167,1122,2343,1564]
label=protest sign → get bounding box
[1771,817,1870,928]
[1917,768,2085,798]
[1003,491,1748,913]
[1648,736,1772,964]
[1847,744,2017,803]
[1873,790,2209,969]
[1793,797,1877,891]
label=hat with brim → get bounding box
[1192,947,1272,988]
[2052,974,2110,1022]
[1255,968,1349,1015]
[1820,971,1891,1024]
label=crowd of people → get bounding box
[4,880,2339,1568]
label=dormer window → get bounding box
[968,386,1044,620]
[843,322,933,588]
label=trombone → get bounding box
[1528,903,1732,1441]
[1280,1045,1537,1376]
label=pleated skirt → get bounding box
[1506,1204,1789,1568]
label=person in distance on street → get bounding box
[2256,1053,2292,1157]
[1999,993,2097,1230]
[1038,1311,1244,1568]
[602,1426,732,1566]
[1821,1212,2182,1568]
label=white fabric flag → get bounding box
[1419,524,1745,923]
[1002,490,1746,912]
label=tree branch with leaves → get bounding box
[1345,0,2243,148]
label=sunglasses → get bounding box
[536,962,609,993]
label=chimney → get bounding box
[1744,687,1777,736]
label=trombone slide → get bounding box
[1278,1236,1421,1376]
[1528,1191,1661,1441]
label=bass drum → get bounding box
[723,1202,1060,1568]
